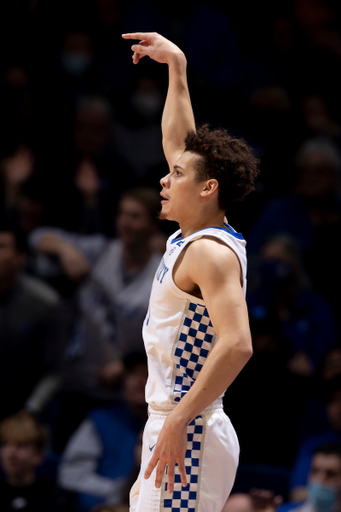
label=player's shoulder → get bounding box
[185,235,240,272]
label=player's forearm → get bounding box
[162,53,196,163]
[171,333,252,426]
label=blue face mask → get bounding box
[308,481,340,512]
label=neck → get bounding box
[7,471,36,487]
[179,211,226,238]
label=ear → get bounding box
[200,179,219,198]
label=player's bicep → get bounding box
[188,242,249,340]
[203,275,249,341]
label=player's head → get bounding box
[184,125,259,213]
[0,412,48,480]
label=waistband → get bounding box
[148,399,223,417]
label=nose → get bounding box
[160,173,170,188]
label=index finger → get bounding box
[122,32,153,40]
[144,453,158,480]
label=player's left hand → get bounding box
[144,412,188,494]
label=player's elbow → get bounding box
[235,333,253,364]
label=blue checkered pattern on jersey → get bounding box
[163,417,204,512]
[173,302,215,403]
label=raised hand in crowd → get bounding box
[1,146,35,206]
[74,159,100,206]
[36,233,91,282]
[58,242,91,282]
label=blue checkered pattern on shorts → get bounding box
[163,416,204,512]
[173,302,215,403]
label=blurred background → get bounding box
[1,0,341,511]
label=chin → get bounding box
[159,207,177,222]
[159,210,169,221]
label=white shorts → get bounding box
[130,405,239,512]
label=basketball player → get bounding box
[122,32,259,512]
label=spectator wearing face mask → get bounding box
[111,75,166,179]
[281,444,341,512]
[246,137,341,321]
[290,379,341,503]
[247,234,337,377]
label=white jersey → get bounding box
[143,223,247,410]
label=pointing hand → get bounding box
[122,32,184,65]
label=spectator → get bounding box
[248,136,341,255]
[0,64,33,148]
[59,31,94,80]
[247,136,341,319]
[30,187,162,449]
[58,353,147,512]
[42,95,133,236]
[300,94,341,140]
[36,29,103,147]
[247,234,337,375]
[0,411,74,512]
[224,308,304,470]
[223,488,283,512]
[282,443,341,512]
[290,379,341,501]
[321,350,341,384]
[0,145,36,225]
[112,75,165,179]
[0,221,64,420]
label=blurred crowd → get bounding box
[1,0,341,510]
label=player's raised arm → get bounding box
[122,32,195,168]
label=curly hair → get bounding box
[184,125,259,212]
